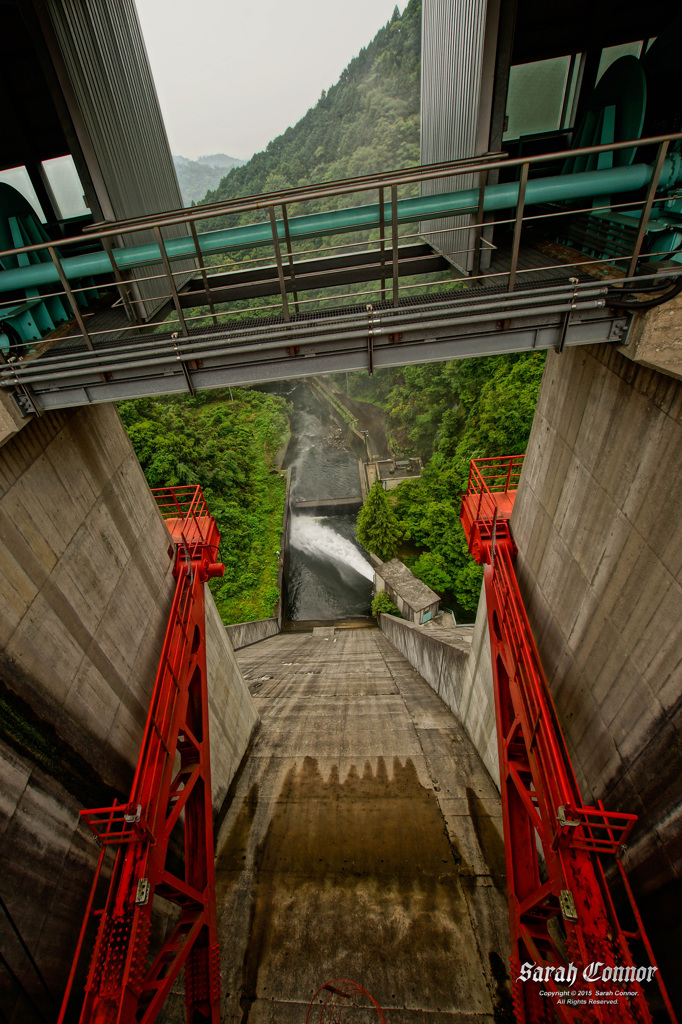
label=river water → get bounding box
[259,381,374,620]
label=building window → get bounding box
[596,41,644,83]
[504,54,580,141]
[42,155,89,220]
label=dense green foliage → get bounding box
[350,353,546,614]
[371,592,401,619]
[118,389,289,624]
[356,481,403,561]
[342,361,461,459]
[203,3,421,204]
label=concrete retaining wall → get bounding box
[0,738,102,1021]
[0,404,258,1017]
[225,617,280,650]
[205,590,260,809]
[512,342,682,982]
[0,405,176,794]
[379,601,498,785]
[309,377,369,459]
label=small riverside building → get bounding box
[374,558,441,624]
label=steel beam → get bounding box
[18,310,627,410]
[179,245,448,307]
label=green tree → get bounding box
[348,351,545,614]
[371,591,401,618]
[356,482,403,561]
[411,551,451,594]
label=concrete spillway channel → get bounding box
[199,625,512,1023]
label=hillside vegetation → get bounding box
[203,2,421,203]
[119,390,289,624]
[173,153,245,205]
[343,353,546,615]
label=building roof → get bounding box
[375,559,440,611]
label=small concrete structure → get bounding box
[0,391,29,448]
[376,456,423,490]
[374,558,441,623]
[618,292,682,382]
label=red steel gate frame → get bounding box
[460,457,678,1024]
[58,486,224,1024]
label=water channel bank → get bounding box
[256,380,375,621]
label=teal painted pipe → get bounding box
[1,157,680,296]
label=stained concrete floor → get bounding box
[199,625,513,1024]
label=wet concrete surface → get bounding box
[160,627,512,1023]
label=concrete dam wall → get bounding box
[177,626,512,1024]
[512,342,682,992]
[1,334,680,1020]
[0,405,258,1020]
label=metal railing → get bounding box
[153,484,211,522]
[1,133,682,410]
[464,455,525,523]
[152,484,218,553]
[0,133,680,347]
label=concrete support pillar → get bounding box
[512,341,682,1003]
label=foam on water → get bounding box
[290,516,374,581]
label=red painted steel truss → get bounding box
[460,457,677,1024]
[58,486,224,1024]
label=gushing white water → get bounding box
[290,516,374,581]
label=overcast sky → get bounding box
[135,0,406,161]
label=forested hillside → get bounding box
[119,390,289,624]
[203,1,421,203]
[344,353,546,615]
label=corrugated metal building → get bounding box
[1,0,191,317]
[420,0,504,271]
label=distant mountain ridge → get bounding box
[196,154,244,168]
[173,153,246,205]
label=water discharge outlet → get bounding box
[290,517,374,583]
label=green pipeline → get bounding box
[1,156,681,296]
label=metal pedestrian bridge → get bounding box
[2,133,682,413]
